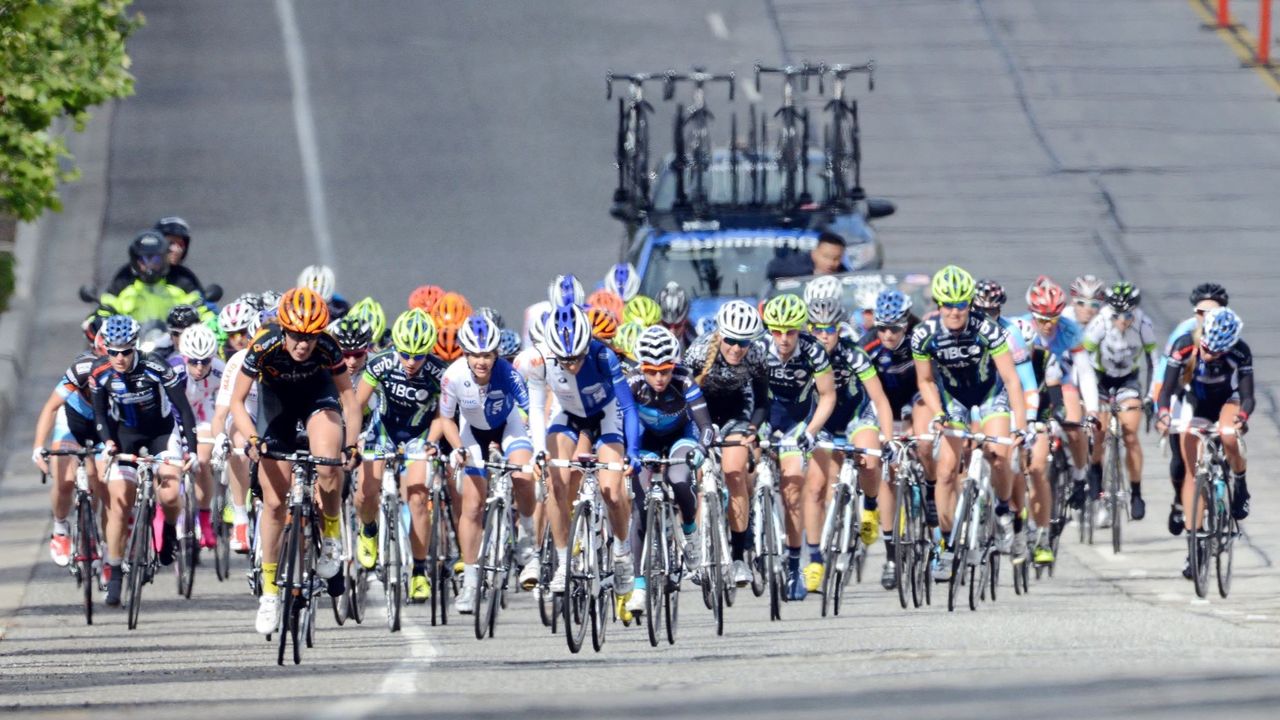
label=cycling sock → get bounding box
[786,547,801,574]
[322,513,342,539]
[995,500,1010,517]
[730,530,748,561]
[925,481,936,503]
[557,546,568,568]
[1130,482,1142,499]
[1012,513,1023,533]
[682,521,697,536]
[232,505,249,525]
[615,539,631,556]
[362,521,378,538]
[633,575,647,591]
[412,558,426,576]
[263,562,278,595]
[884,531,894,546]
[808,547,823,564]
[52,518,69,536]
[672,480,698,524]
[863,496,878,512]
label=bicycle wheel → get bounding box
[968,556,983,611]
[643,501,664,647]
[76,499,95,625]
[384,507,402,633]
[763,496,783,622]
[428,495,450,627]
[709,540,725,637]
[590,536,610,652]
[947,543,967,613]
[212,482,230,582]
[895,480,912,610]
[1217,479,1236,598]
[988,550,1000,603]
[177,476,197,599]
[125,501,153,631]
[537,522,556,630]
[819,486,847,618]
[276,514,301,666]
[664,506,680,646]
[1189,474,1211,599]
[1108,436,1123,554]
[476,502,504,640]
[563,504,592,653]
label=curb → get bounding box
[0,215,45,443]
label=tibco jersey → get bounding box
[910,313,1009,406]
[860,328,918,411]
[440,357,530,432]
[824,336,877,411]
[57,350,99,420]
[170,356,225,427]
[626,365,716,445]
[1083,306,1158,378]
[362,349,448,436]
[89,351,197,449]
[765,333,831,410]
[240,325,345,387]
[1159,334,1254,416]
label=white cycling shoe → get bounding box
[316,537,343,579]
[255,595,280,635]
[549,562,567,593]
[455,584,476,615]
[625,587,647,614]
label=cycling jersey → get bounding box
[860,328,918,420]
[240,326,345,387]
[1015,314,1100,414]
[910,314,1009,408]
[525,339,640,456]
[1159,334,1254,420]
[362,349,447,442]
[1153,316,1197,400]
[683,334,771,432]
[89,351,197,451]
[240,326,348,452]
[1082,307,1158,379]
[56,350,98,421]
[440,358,533,472]
[215,348,259,425]
[989,314,1039,407]
[170,356,225,429]
[626,366,715,448]
[823,336,879,435]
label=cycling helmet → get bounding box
[635,326,682,367]
[807,297,846,326]
[694,316,717,337]
[624,294,661,327]
[803,275,843,305]
[604,262,641,301]
[432,292,472,330]
[1189,282,1229,307]
[277,287,331,333]
[1201,308,1243,354]
[716,300,763,341]
[587,306,619,341]
[1027,279,1067,317]
[498,328,522,358]
[973,279,1007,310]
[102,315,141,348]
[236,292,264,311]
[331,314,373,351]
[1069,274,1106,301]
[82,314,104,346]
[261,289,282,309]
[1105,281,1141,313]
[351,296,387,344]
[931,265,975,305]
[545,303,592,359]
[246,311,263,338]
[178,324,218,360]
[408,284,444,312]
[614,320,644,359]
[529,309,551,347]
[218,301,256,333]
[391,308,438,355]
[434,326,463,362]
[297,265,336,302]
[874,289,913,327]
[477,306,505,330]
[129,230,170,283]
[657,282,690,325]
[167,304,201,332]
[547,274,585,307]
[762,294,809,330]
[92,329,107,356]
[459,314,501,355]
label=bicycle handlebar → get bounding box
[754,62,826,94]
[547,458,627,472]
[260,450,345,467]
[605,71,666,100]
[663,69,736,101]
[813,441,883,458]
[825,62,875,92]
[938,428,1019,446]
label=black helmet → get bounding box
[331,314,372,351]
[1105,281,1141,313]
[154,217,191,262]
[129,230,170,282]
[973,279,1007,310]
[1189,282,1228,307]
[166,304,201,332]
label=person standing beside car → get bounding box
[766,231,850,280]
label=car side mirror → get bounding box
[204,284,224,303]
[866,198,896,219]
[78,285,98,303]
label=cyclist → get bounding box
[912,266,1028,579]
[298,264,350,320]
[408,284,445,313]
[613,321,644,373]
[684,300,769,587]
[437,315,536,613]
[623,325,716,615]
[32,333,106,567]
[1063,274,1106,326]
[525,304,640,598]
[1082,282,1159,521]
[96,231,212,336]
[656,281,694,347]
[89,315,199,607]
[104,218,205,297]
[350,296,390,351]
[170,324,225,551]
[624,294,662,329]
[1156,307,1251,578]
[353,308,448,604]
[1011,316,1061,564]
[210,312,263,552]
[228,288,362,634]
[604,262,641,302]
[217,300,257,358]
[805,296,895,591]
[760,294,836,600]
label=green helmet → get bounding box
[623,294,661,327]
[762,293,808,330]
[391,308,437,355]
[351,296,387,344]
[931,265,976,305]
[613,320,644,360]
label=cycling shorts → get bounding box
[548,401,624,449]
[107,428,175,484]
[1098,371,1143,406]
[54,407,99,449]
[824,399,879,441]
[639,423,697,456]
[461,422,533,477]
[256,378,342,453]
[942,386,1010,427]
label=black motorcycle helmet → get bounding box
[129,230,171,283]
[154,216,191,263]
[167,304,201,333]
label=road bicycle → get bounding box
[40,447,101,625]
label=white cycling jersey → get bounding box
[1083,306,1159,379]
[172,356,225,429]
[215,348,259,426]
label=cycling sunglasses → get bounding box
[1074,299,1102,310]
[809,324,838,334]
[186,358,212,367]
[285,330,320,343]
[398,351,428,362]
[1032,314,1060,325]
[106,347,134,357]
[876,324,907,333]
[940,301,970,310]
[1113,311,1135,321]
[721,336,752,348]
[342,350,368,360]
[557,355,586,366]
[641,363,675,374]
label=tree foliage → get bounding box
[0,0,141,221]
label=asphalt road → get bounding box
[3,1,1280,717]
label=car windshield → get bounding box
[652,152,831,210]
[640,234,816,299]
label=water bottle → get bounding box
[400,503,412,534]
[1214,478,1228,514]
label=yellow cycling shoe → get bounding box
[1033,545,1055,565]
[860,508,881,546]
[356,533,378,570]
[410,575,431,603]
[803,561,824,592]
[616,592,634,626]
[453,559,465,576]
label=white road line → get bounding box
[1127,568,1147,577]
[1246,614,1268,621]
[379,617,438,695]
[275,0,336,268]
[706,12,730,40]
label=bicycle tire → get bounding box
[763,494,783,622]
[895,476,912,610]
[819,485,847,618]
[710,542,725,637]
[537,521,556,629]
[988,551,1000,603]
[177,476,196,600]
[276,512,301,666]
[303,591,317,649]
[664,505,680,646]
[644,500,664,647]
[1190,474,1211,599]
[969,555,983,611]
[349,567,366,624]
[563,504,592,653]
[125,501,152,631]
[590,534,610,652]
[710,500,735,609]
[748,548,765,597]
[1108,435,1123,554]
[947,543,966,613]
[476,501,504,640]
[212,483,229,582]
[1217,479,1236,598]
[77,498,95,625]
[385,506,402,633]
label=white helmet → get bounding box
[218,301,256,333]
[297,265,336,302]
[604,262,641,301]
[548,274,586,307]
[807,297,846,326]
[716,300,763,341]
[803,275,843,305]
[247,310,263,338]
[178,324,218,360]
[544,303,591,359]
[458,314,501,355]
[529,309,551,347]
[635,326,682,367]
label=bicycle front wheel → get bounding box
[125,502,153,631]
[563,504,592,654]
[177,477,197,599]
[643,500,665,648]
[384,508,402,633]
[1108,437,1123,554]
[819,485,848,618]
[428,491,450,627]
[76,499,96,625]
[1217,479,1236,598]
[1189,474,1212,599]
[476,502,505,640]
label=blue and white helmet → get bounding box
[873,289,912,327]
[694,315,718,338]
[604,262,641,301]
[548,274,586,307]
[1201,307,1243,354]
[458,314,501,355]
[545,303,591,359]
[102,315,141,348]
[529,309,551,346]
[498,328,521,358]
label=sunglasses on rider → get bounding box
[1033,314,1059,325]
[106,347,135,357]
[343,350,368,360]
[558,355,585,366]
[876,324,906,334]
[810,324,838,335]
[285,330,320,343]
[940,301,970,311]
[398,351,428,362]
[1074,299,1101,310]
[721,336,752,348]
[1114,311,1135,321]
[641,363,675,374]
[186,358,212,367]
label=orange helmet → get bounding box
[408,284,444,312]
[277,287,330,333]
[587,306,619,341]
[433,324,463,361]
[432,292,472,330]
[587,289,625,321]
